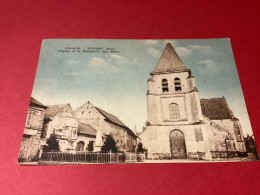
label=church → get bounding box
[140,43,246,160]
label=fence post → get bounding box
[130,152,131,163]
[110,150,112,163]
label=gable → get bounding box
[30,97,48,109]
[45,104,74,119]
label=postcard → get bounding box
[18,39,258,165]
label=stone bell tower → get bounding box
[141,43,212,160]
[147,43,204,125]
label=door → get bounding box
[18,135,31,160]
[76,141,85,151]
[169,130,187,159]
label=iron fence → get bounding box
[41,151,145,163]
[211,151,238,158]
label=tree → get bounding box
[42,134,60,152]
[137,142,145,153]
[101,134,118,153]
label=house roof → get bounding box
[200,97,234,120]
[95,107,137,137]
[45,104,68,119]
[78,122,97,136]
[30,97,48,108]
[151,43,190,75]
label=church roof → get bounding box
[200,97,234,120]
[30,97,48,108]
[151,43,190,75]
[45,104,68,119]
[95,107,137,137]
[78,122,97,136]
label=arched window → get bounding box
[162,79,169,92]
[174,78,182,91]
[169,103,180,119]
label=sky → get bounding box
[31,39,253,136]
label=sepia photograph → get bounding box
[18,39,258,165]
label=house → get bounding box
[42,104,78,152]
[140,43,246,160]
[74,101,138,152]
[18,97,48,162]
[76,122,96,151]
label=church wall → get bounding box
[212,119,246,152]
[150,72,190,94]
[141,124,212,160]
[204,120,229,151]
[148,92,202,126]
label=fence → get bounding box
[125,152,145,163]
[41,151,145,163]
[211,151,238,158]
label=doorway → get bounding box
[169,130,187,159]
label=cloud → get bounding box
[87,54,130,73]
[189,45,213,55]
[198,59,220,73]
[175,47,193,58]
[144,40,159,46]
[88,57,110,71]
[111,54,128,64]
[148,47,161,58]
[67,59,81,65]
[174,45,213,58]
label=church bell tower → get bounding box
[142,42,212,160]
[147,43,204,125]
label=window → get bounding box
[195,128,203,141]
[162,79,169,92]
[25,114,32,127]
[174,78,182,91]
[82,111,84,115]
[169,103,180,119]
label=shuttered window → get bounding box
[195,128,203,141]
[162,79,169,92]
[174,78,182,91]
[25,114,32,127]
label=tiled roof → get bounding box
[30,97,48,108]
[151,43,190,75]
[95,107,137,137]
[78,122,97,136]
[200,97,234,120]
[45,104,68,119]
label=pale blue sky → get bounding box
[32,39,253,135]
